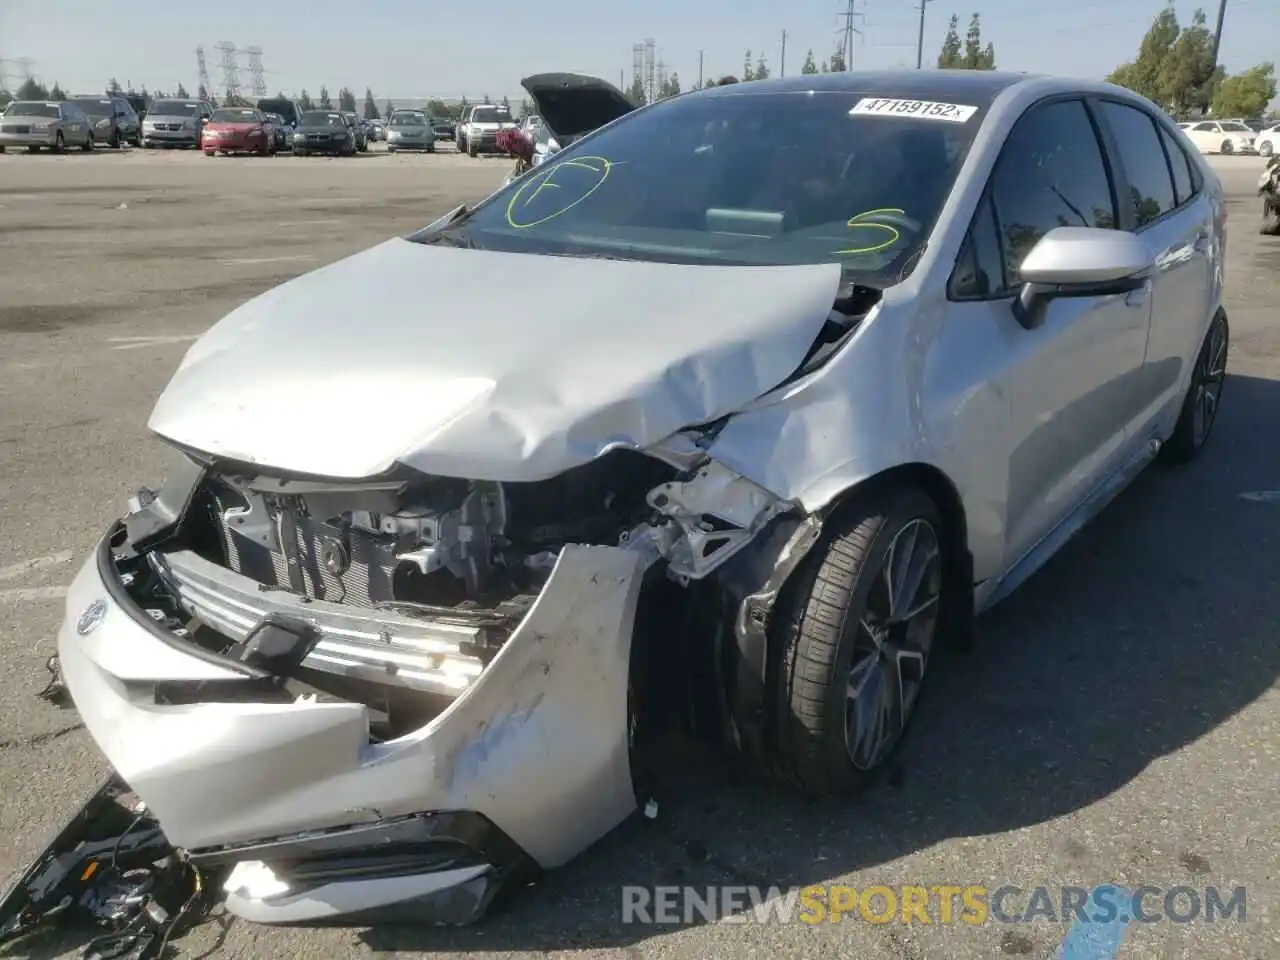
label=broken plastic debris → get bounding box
[644,799,659,819]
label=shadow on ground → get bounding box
[362,372,1280,952]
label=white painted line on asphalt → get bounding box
[275,218,340,227]
[0,586,68,603]
[108,334,201,351]
[1239,490,1280,502]
[0,551,75,582]
[216,255,316,266]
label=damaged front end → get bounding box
[13,430,817,939]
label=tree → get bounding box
[427,98,448,116]
[15,78,49,100]
[318,86,332,109]
[820,59,829,73]
[628,75,647,105]
[830,44,847,73]
[482,93,491,104]
[363,88,380,119]
[501,95,510,111]
[961,14,996,69]
[1157,9,1220,114]
[175,83,189,98]
[801,50,819,75]
[197,83,209,101]
[1212,62,1276,118]
[107,77,122,94]
[383,98,395,116]
[49,82,66,100]
[938,15,963,68]
[299,89,315,111]
[743,50,755,81]
[338,87,357,112]
[1106,5,1219,112]
[520,97,533,115]
[457,95,468,118]
[754,55,769,80]
[665,72,681,96]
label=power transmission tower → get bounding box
[643,38,656,103]
[196,46,211,96]
[915,0,934,68]
[632,43,645,101]
[244,46,267,98]
[214,41,240,101]
[838,0,864,71]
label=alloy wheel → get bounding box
[1192,316,1228,447]
[844,518,942,771]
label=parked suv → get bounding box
[141,98,214,149]
[71,95,141,147]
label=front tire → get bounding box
[1219,139,1233,155]
[52,132,65,153]
[1260,141,1274,157]
[1261,197,1280,236]
[1164,311,1229,463]
[768,486,945,796]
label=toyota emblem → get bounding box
[77,599,108,635]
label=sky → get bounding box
[0,0,1274,105]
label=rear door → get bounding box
[946,97,1153,570]
[1091,98,1216,432]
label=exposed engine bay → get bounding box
[102,440,791,742]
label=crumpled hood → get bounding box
[149,238,841,481]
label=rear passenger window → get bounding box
[1097,101,1176,227]
[1158,125,1196,204]
[988,99,1116,285]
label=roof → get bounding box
[700,70,1036,103]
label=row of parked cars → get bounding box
[0,94,145,152]
[1175,117,1279,156]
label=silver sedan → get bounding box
[0,101,94,153]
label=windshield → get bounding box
[471,107,510,124]
[1220,121,1252,132]
[212,108,259,123]
[300,111,343,126]
[151,101,200,117]
[391,111,426,126]
[74,99,113,117]
[421,90,984,287]
[7,102,60,118]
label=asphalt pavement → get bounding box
[0,146,1276,960]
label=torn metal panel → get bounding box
[147,239,842,481]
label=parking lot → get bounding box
[0,148,1277,960]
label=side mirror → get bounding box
[1012,226,1153,330]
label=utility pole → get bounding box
[780,30,787,77]
[838,0,863,72]
[697,49,704,89]
[1209,0,1227,67]
[916,0,934,69]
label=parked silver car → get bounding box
[141,98,213,148]
[385,108,435,152]
[0,100,94,152]
[11,71,1229,939]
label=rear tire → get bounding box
[204,150,216,157]
[767,485,946,796]
[110,130,121,149]
[81,136,92,152]
[1164,310,1229,463]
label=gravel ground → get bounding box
[0,147,1276,960]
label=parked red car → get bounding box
[201,106,275,156]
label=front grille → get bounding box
[307,134,329,142]
[211,493,396,608]
[2,125,31,134]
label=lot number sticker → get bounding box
[850,98,978,123]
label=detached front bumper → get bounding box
[54,528,646,924]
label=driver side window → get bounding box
[988,99,1117,286]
